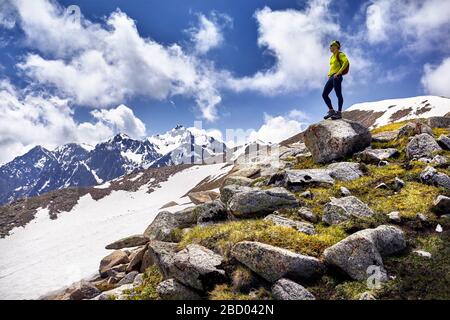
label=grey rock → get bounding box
[431,155,448,166]
[231,167,261,178]
[99,250,129,278]
[226,186,299,218]
[322,196,374,225]
[340,186,352,196]
[268,169,334,191]
[300,190,313,199]
[388,211,401,223]
[304,119,372,164]
[223,176,254,187]
[437,135,450,150]
[394,177,405,190]
[398,122,434,138]
[220,185,253,206]
[195,200,228,225]
[264,214,316,235]
[117,271,139,286]
[354,148,399,164]
[432,195,450,215]
[169,244,226,292]
[147,241,178,278]
[157,279,202,300]
[375,183,389,190]
[420,166,450,190]
[187,190,220,205]
[63,281,101,300]
[327,162,364,181]
[126,245,147,272]
[359,292,376,300]
[372,131,398,143]
[93,284,134,300]
[417,213,428,222]
[231,241,324,283]
[271,278,315,300]
[133,273,144,286]
[297,207,318,223]
[323,225,405,280]
[105,235,149,250]
[406,133,441,159]
[378,160,389,167]
[428,117,450,129]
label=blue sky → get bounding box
[0,0,449,163]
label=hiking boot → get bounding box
[323,109,336,120]
[331,111,342,120]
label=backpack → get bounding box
[336,52,350,75]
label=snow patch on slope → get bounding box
[0,163,230,300]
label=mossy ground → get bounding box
[124,266,162,300]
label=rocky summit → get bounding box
[4,113,450,301]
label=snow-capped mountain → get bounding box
[148,125,229,167]
[344,95,450,128]
[0,127,229,205]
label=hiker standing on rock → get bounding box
[322,40,350,120]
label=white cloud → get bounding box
[0,0,16,29]
[188,13,231,54]
[0,80,147,164]
[421,57,450,97]
[11,0,222,121]
[365,0,450,51]
[248,111,311,144]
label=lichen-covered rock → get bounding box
[340,186,352,196]
[117,271,139,286]
[195,200,228,225]
[268,169,334,191]
[323,225,406,280]
[126,245,147,272]
[60,281,101,300]
[398,122,434,137]
[223,176,254,187]
[264,214,316,235]
[92,284,134,300]
[99,250,129,277]
[406,133,441,159]
[326,162,364,181]
[168,244,226,292]
[231,241,324,283]
[354,148,399,164]
[437,135,450,150]
[225,186,299,218]
[322,196,374,225]
[432,195,450,215]
[105,235,149,250]
[271,278,315,300]
[420,166,450,190]
[143,207,198,241]
[156,279,202,300]
[296,207,318,223]
[303,119,372,164]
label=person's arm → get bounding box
[336,53,349,75]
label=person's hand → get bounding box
[334,73,341,78]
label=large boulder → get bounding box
[323,225,406,280]
[372,131,398,143]
[406,133,441,159]
[231,241,324,283]
[428,117,450,128]
[126,245,147,272]
[59,281,101,300]
[322,196,374,225]
[271,278,315,300]
[326,162,364,181]
[224,185,299,218]
[143,207,198,241]
[303,119,372,164]
[105,235,149,250]
[117,271,139,286]
[147,241,178,278]
[168,244,226,292]
[223,176,254,187]
[264,214,316,235]
[420,166,450,190]
[99,250,129,278]
[268,169,334,191]
[157,279,202,300]
[437,135,450,150]
[354,148,399,165]
[432,195,450,215]
[195,200,228,225]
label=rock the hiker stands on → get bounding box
[304,119,372,164]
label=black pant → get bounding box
[322,74,343,111]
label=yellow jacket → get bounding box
[328,52,349,77]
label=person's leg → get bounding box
[333,76,344,112]
[322,77,334,110]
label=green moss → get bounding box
[179,219,346,258]
[209,284,272,300]
[371,120,411,135]
[292,156,324,170]
[334,281,369,300]
[433,127,450,137]
[377,233,450,300]
[124,266,162,300]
